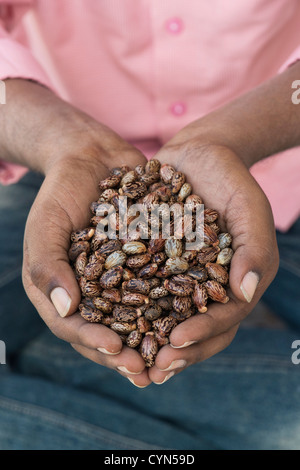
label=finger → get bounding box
[226,178,279,304]
[22,274,124,354]
[71,343,152,388]
[148,324,239,384]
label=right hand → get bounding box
[14,83,152,387]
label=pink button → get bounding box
[165,17,184,34]
[170,102,186,116]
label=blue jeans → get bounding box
[0,171,300,450]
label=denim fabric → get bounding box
[0,171,300,450]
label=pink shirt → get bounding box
[0,0,300,232]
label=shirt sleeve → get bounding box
[0,0,53,185]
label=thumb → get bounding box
[23,209,82,319]
[227,204,279,306]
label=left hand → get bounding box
[146,135,279,385]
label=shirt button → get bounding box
[170,102,186,116]
[165,17,184,34]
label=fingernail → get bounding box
[127,378,148,388]
[171,340,197,349]
[97,347,120,356]
[153,371,175,385]
[50,287,71,317]
[240,271,260,303]
[159,359,187,372]
[117,366,141,375]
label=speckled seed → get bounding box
[204,280,229,304]
[170,310,193,322]
[145,159,161,174]
[68,241,90,262]
[171,172,186,194]
[93,297,113,313]
[149,286,169,299]
[74,251,88,276]
[139,172,160,186]
[99,266,123,289]
[137,263,158,279]
[164,275,195,297]
[79,278,102,297]
[71,227,95,242]
[104,250,127,270]
[122,241,147,255]
[126,330,143,348]
[203,224,219,247]
[121,292,149,306]
[165,237,183,258]
[216,247,234,266]
[204,209,219,224]
[144,306,162,321]
[160,163,176,184]
[99,174,121,190]
[137,316,152,333]
[172,295,192,313]
[186,266,208,282]
[140,332,158,367]
[101,288,122,303]
[218,233,233,249]
[126,253,152,269]
[120,182,147,199]
[113,305,138,322]
[164,257,189,274]
[84,259,104,280]
[122,279,151,295]
[110,322,137,334]
[98,239,122,256]
[79,304,103,323]
[193,284,208,313]
[148,238,166,254]
[152,315,177,337]
[205,262,229,285]
[197,246,220,265]
[177,183,192,202]
[120,170,137,186]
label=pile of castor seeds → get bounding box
[68,159,233,367]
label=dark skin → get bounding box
[1,61,299,386]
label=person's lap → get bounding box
[0,171,300,450]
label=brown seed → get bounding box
[93,297,113,313]
[205,262,229,285]
[99,175,121,190]
[218,233,233,250]
[152,252,167,265]
[71,227,95,242]
[68,241,90,262]
[120,170,137,186]
[122,241,147,255]
[113,305,138,322]
[74,251,88,276]
[165,236,183,258]
[148,238,166,254]
[126,253,152,269]
[120,182,147,199]
[177,183,192,202]
[164,257,189,274]
[137,262,158,279]
[101,288,122,303]
[79,304,103,323]
[137,316,152,333]
[173,295,192,313]
[144,306,162,321]
[149,286,169,299]
[152,315,177,337]
[171,172,185,194]
[101,314,115,326]
[204,224,219,247]
[155,185,172,202]
[185,194,203,208]
[79,278,102,297]
[170,310,193,322]
[110,321,137,334]
[126,330,143,348]
[181,250,198,262]
[204,280,230,303]
[145,159,161,174]
[121,292,149,306]
[84,258,104,280]
[122,279,151,295]
[99,266,123,289]
[104,251,127,270]
[197,246,220,265]
[139,172,160,186]
[156,295,174,311]
[204,209,219,224]
[98,239,122,256]
[122,268,136,281]
[216,247,234,266]
[154,332,170,347]
[160,163,176,184]
[140,332,158,367]
[164,275,195,297]
[193,284,208,313]
[186,266,208,282]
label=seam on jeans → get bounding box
[0,266,22,289]
[0,395,165,450]
[279,258,300,278]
